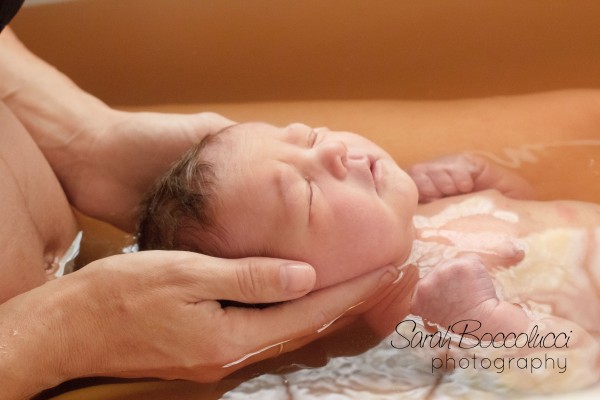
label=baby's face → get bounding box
[197,122,418,289]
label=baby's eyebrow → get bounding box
[282,123,311,146]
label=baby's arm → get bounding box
[408,153,536,203]
[411,255,600,390]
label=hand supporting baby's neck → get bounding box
[360,264,420,339]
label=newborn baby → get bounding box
[137,122,600,390]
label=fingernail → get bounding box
[280,264,315,293]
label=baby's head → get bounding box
[138,122,418,289]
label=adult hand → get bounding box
[55,110,235,231]
[3,251,397,399]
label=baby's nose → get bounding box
[316,141,347,179]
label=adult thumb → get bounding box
[200,257,317,304]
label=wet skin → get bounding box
[0,102,77,302]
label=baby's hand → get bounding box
[407,154,480,203]
[408,153,536,203]
[411,254,499,330]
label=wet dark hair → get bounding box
[137,132,274,309]
[137,134,222,253]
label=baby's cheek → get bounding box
[308,203,399,288]
[308,246,378,289]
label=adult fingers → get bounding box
[168,252,317,304]
[217,265,400,369]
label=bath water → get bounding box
[59,139,599,400]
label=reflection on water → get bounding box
[475,140,600,203]
[65,140,600,400]
[221,321,511,400]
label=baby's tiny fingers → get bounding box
[427,170,457,195]
[411,174,442,202]
[448,169,475,193]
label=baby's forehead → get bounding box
[210,122,277,156]
[218,121,310,142]
[207,121,318,173]
[205,122,278,173]
[220,121,279,136]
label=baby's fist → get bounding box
[411,254,499,329]
[407,154,481,203]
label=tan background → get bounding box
[12,0,600,105]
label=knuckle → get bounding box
[235,259,265,302]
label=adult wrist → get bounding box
[0,275,96,399]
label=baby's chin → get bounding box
[311,244,411,291]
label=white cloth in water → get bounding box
[54,231,83,278]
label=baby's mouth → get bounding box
[370,158,381,194]
[347,150,380,190]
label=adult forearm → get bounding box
[0,27,234,229]
[0,279,83,400]
[0,27,113,155]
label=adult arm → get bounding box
[408,153,536,203]
[0,27,234,231]
[0,251,398,400]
